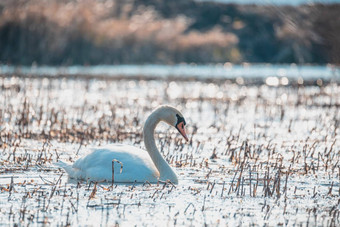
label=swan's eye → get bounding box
[176,114,186,126]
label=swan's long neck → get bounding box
[143,110,178,183]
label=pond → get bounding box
[0,70,339,225]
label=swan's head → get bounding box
[158,106,189,142]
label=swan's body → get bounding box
[57,145,160,183]
[56,106,188,184]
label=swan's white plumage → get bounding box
[57,144,160,183]
[55,105,187,184]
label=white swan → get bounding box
[56,105,188,184]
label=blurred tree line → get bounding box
[0,0,339,65]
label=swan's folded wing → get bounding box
[65,145,160,182]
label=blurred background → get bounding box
[1,0,339,66]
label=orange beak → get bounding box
[176,122,189,142]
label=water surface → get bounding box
[1,64,339,82]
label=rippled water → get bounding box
[0,76,339,226]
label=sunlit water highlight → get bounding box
[1,64,339,82]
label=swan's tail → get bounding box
[54,161,80,179]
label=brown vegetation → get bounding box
[0,0,339,65]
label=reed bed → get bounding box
[0,76,339,226]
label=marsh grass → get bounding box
[0,76,339,225]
